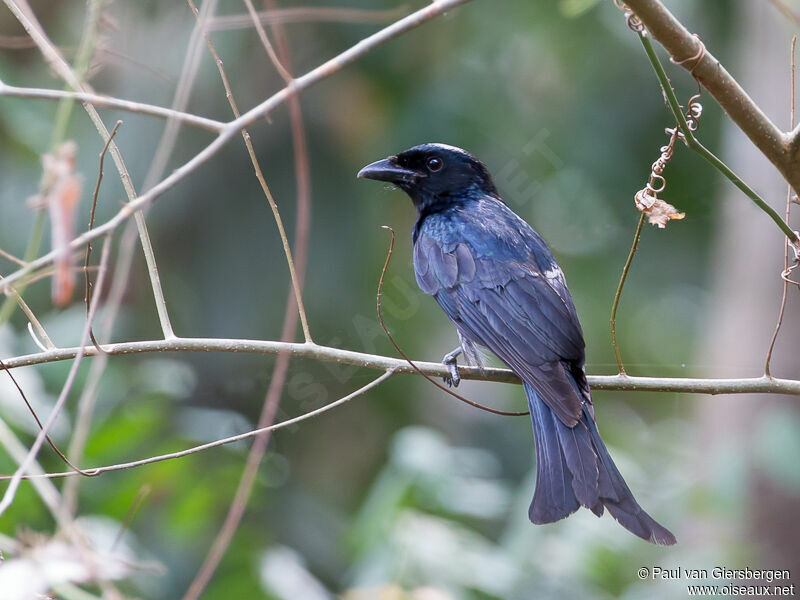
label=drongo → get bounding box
[358,143,675,545]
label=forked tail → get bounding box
[525,383,676,545]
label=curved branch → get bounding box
[0,370,397,482]
[2,336,799,395]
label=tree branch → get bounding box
[634,32,800,246]
[207,6,407,31]
[0,81,226,132]
[1,336,799,395]
[0,0,476,296]
[0,370,397,482]
[623,0,800,191]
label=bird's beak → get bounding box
[357,156,417,184]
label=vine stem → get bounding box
[637,32,800,248]
[610,213,646,375]
[764,36,798,376]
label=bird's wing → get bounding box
[414,230,585,426]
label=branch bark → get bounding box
[2,336,799,395]
[624,0,800,193]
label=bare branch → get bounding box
[5,0,177,338]
[207,6,408,31]
[181,2,313,595]
[0,234,112,517]
[0,81,225,132]
[0,0,476,297]
[3,370,397,482]
[0,336,798,395]
[623,0,800,190]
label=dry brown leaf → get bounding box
[635,189,685,229]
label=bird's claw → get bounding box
[442,348,462,387]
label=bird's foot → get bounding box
[442,347,462,387]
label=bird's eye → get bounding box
[426,157,443,172]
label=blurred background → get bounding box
[0,0,799,598]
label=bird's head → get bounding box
[357,143,498,212]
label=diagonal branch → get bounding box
[0,0,476,296]
[624,0,800,193]
[1,370,397,483]
[623,2,784,159]
[6,0,176,338]
[0,233,113,518]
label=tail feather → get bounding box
[525,383,676,546]
[586,420,677,546]
[527,386,578,523]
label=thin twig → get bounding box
[0,354,95,476]
[0,233,112,517]
[1,370,397,482]
[0,0,477,296]
[0,247,26,266]
[185,0,313,343]
[242,0,292,82]
[610,213,646,375]
[0,274,55,349]
[4,0,177,339]
[0,82,225,132]
[85,120,121,350]
[207,6,408,31]
[765,37,797,376]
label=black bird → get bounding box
[358,143,676,545]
